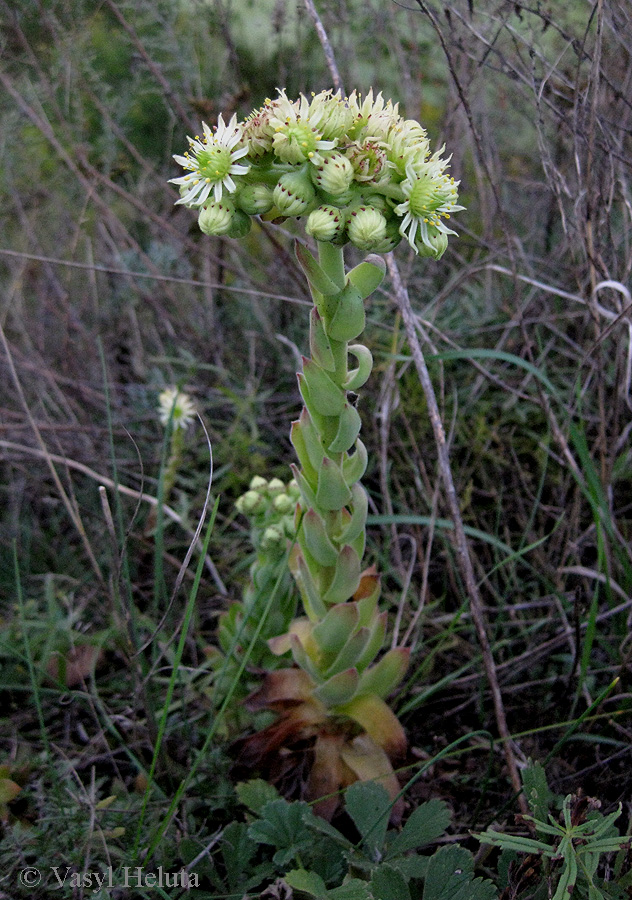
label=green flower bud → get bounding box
[312,152,354,196]
[318,188,356,209]
[250,475,269,492]
[273,493,295,514]
[227,208,252,239]
[267,477,286,496]
[261,523,285,550]
[273,170,316,216]
[371,217,403,253]
[305,205,346,243]
[236,489,265,514]
[288,479,301,499]
[236,183,275,215]
[347,206,387,252]
[198,200,235,236]
[346,140,390,185]
[415,227,449,260]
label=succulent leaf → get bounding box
[316,458,353,510]
[290,633,320,678]
[343,439,368,485]
[295,241,340,296]
[302,359,345,416]
[328,402,362,453]
[357,647,410,699]
[327,283,366,342]
[314,667,359,706]
[336,483,368,545]
[347,256,386,299]
[354,611,388,671]
[325,626,371,677]
[338,694,407,757]
[312,603,360,658]
[289,544,327,620]
[290,463,318,510]
[295,408,326,473]
[322,545,362,604]
[290,420,319,484]
[309,307,336,372]
[344,344,373,392]
[302,508,339,567]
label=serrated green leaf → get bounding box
[522,759,551,824]
[345,781,391,859]
[387,799,451,859]
[221,822,257,892]
[329,878,374,900]
[248,799,314,867]
[370,863,411,900]
[283,868,328,898]
[235,779,281,815]
[302,808,355,850]
[423,846,497,900]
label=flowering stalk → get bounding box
[170,88,463,816]
[210,476,299,723]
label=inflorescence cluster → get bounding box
[171,89,463,258]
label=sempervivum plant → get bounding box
[170,88,463,817]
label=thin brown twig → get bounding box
[302,0,344,95]
[386,252,528,812]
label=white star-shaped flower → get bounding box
[170,114,250,207]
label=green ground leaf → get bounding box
[236,778,280,814]
[386,799,452,858]
[248,799,314,866]
[370,863,411,900]
[423,846,496,900]
[345,781,391,859]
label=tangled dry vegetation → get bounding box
[1,1,631,897]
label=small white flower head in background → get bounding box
[158,388,196,431]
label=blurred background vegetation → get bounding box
[1,0,631,895]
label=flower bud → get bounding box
[227,209,252,239]
[287,479,301,499]
[371,218,403,253]
[415,228,449,260]
[273,170,316,216]
[261,523,285,550]
[198,200,235,236]
[312,152,354,196]
[236,490,265,515]
[236,183,275,215]
[273,493,294,514]
[346,140,390,185]
[267,477,286,496]
[347,206,387,252]
[250,475,269,492]
[305,205,346,243]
